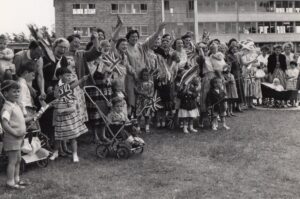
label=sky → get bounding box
[0,0,54,35]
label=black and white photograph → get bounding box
[1,0,300,198]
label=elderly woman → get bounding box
[267,45,287,88]
[125,22,166,116]
[41,35,100,147]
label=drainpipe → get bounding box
[194,0,199,42]
[161,0,165,34]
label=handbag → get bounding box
[21,138,33,154]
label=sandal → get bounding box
[6,183,25,190]
[16,180,31,186]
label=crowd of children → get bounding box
[1,18,300,189]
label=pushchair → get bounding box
[0,113,51,173]
[84,86,145,159]
[261,82,298,108]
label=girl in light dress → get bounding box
[50,67,88,163]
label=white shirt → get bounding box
[18,77,34,115]
[257,54,269,67]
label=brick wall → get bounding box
[54,0,162,42]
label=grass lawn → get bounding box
[0,110,300,199]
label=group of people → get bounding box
[0,16,299,189]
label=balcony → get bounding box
[209,33,300,43]
[197,12,300,22]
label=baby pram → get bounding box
[261,82,298,107]
[0,110,51,173]
[84,86,145,159]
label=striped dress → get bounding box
[53,98,88,141]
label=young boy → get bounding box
[17,62,42,132]
[1,80,31,189]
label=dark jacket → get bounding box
[267,53,287,74]
[206,88,226,113]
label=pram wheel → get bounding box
[96,145,109,159]
[116,144,131,159]
[37,158,49,168]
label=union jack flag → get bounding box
[58,83,76,102]
[102,54,124,76]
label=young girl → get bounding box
[223,65,238,116]
[286,61,299,106]
[0,35,14,81]
[177,79,199,134]
[206,77,230,131]
[86,67,113,143]
[1,80,28,189]
[135,68,154,133]
[51,67,88,162]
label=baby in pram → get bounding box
[106,97,144,147]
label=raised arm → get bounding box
[143,22,167,50]
[111,15,124,42]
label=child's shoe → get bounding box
[50,151,58,161]
[189,125,198,133]
[222,124,230,130]
[73,153,79,163]
[183,126,189,134]
[161,121,166,128]
[156,122,161,128]
[212,125,218,131]
[145,125,150,134]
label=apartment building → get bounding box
[53,0,162,43]
[54,0,300,51]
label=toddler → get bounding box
[206,77,230,131]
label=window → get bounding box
[258,22,275,34]
[140,26,148,36]
[133,4,141,14]
[111,4,118,14]
[141,4,147,13]
[73,27,95,37]
[277,21,294,33]
[257,1,275,12]
[295,1,300,13]
[239,1,255,12]
[219,22,237,34]
[203,22,217,34]
[72,4,96,15]
[296,22,300,33]
[188,0,194,11]
[198,0,215,12]
[111,3,147,14]
[218,0,235,12]
[164,0,170,10]
[239,22,256,34]
[275,1,293,13]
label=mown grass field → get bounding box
[0,109,300,199]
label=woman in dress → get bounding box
[226,45,245,111]
[267,45,287,88]
[125,22,166,116]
